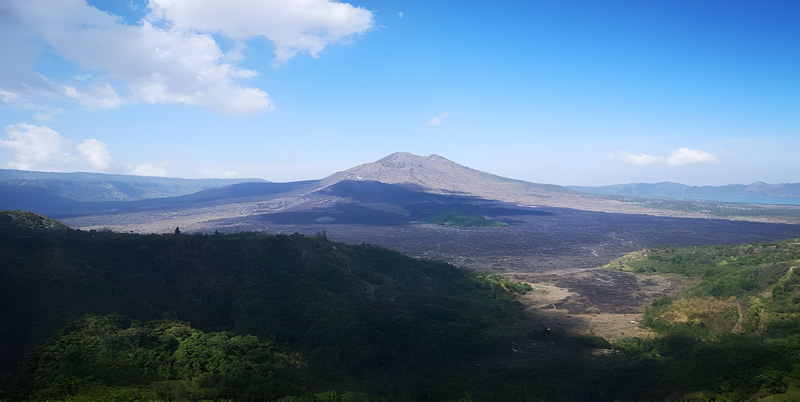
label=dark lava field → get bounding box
[213,206,800,272]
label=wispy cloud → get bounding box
[398,12,404,19]
[0,88,64,122]
[62,82,123,111]
[0,90,19,103]
[427,112,450,126]
[609,147,717,167]
[77,139,113,170]
[133,162,169,177]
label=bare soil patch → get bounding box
[508,269,691,340]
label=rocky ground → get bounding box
[507,269,694,340]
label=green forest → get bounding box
[2,210,800,401]
[0,211,538,401]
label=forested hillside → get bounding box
[0,211,536,401]
[4,211,800,401]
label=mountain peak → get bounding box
[318,152,571,202]
[377,152,451,167]
[326,152,475,187]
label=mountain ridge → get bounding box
[0,169,267,202]
[5,153,800,233]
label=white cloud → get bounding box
[0,0,374,116]
[197,167,242,178]
[427,112,450,126]
[133,162,169,177]
[0,123,189,176]
[398,12,404,19]
[607,149,660,166]
[609,147,717,167]
[148,0,375,65]
[6,0,272,116]
[77,139,113,169]
[0,6,45,94]
[0,123,117,172]
[0,124,74,170]
[665,147,717,166]
[32,108,65,123]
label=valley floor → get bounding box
[507,268,693,340]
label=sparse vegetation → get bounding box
[0,209,70,230]
[606,239,800,400]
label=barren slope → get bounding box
[316,153,800,221]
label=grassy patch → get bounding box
[422,211,508,228]
[756,378,800,402]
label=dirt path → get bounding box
[506,268,690,340]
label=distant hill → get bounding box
[6,153,800,234]
[0,169,267,202]
[0,184,87,215]
[0,181,319,217]
[0,210,69,231]
[569,181,800,205]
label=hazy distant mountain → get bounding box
[0,169,267,202]
[569,181,800,205]
[0,181,318,217]
[8,153,800,233]
[315,153,744,216]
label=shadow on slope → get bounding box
[257,180,551,226]
[0,222,544,400]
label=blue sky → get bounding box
[0,0,797,186]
